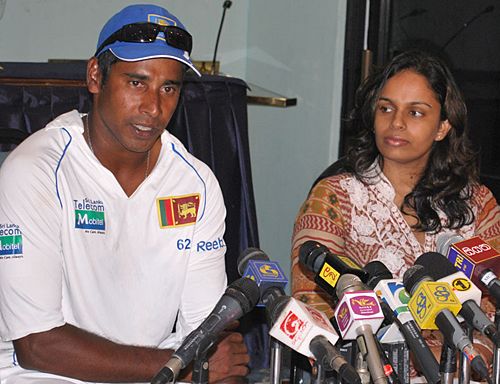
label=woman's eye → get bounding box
[379,105,393,113]
[410,110,424,117]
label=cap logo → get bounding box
[148,14,177,27]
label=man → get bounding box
[0,4,249,383]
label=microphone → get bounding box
[414,253,494,384]
[268,296,340,358]
[299,249,399,384]
[334,274,387,384]
[267,296,362,384]
[151,277,259,384]
[309,335,362,384]
[415,252,498,342]
[437,233,500,302]
[364,261,441,384]
[403,264,490,380]
[299,240,368,297]
[237,247,288,312]
[211,0,232,74]
[481,269,500,304]
[364,261,412,341]
[236,247,288,384]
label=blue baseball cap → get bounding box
[95,4,201,76]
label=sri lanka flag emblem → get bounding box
[157,193,200,228]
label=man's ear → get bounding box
[87,57,101,95]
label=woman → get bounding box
[291,52,500,374]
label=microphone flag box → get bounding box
[314,259,342,297]
[334,290,384,340]
[407,282,461,330]
[242,260,288,306]
[374,280,412,343]
[437,273,482,306]
[445,236,500,292]
[269,299,339,359]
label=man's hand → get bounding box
[207,331,250,382]
[178,326,250,384]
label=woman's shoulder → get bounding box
[470,183,499,207]
[296,173,356,218]
[313,172,355,190]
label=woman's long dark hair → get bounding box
[327,50,478,232]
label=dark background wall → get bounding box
[341,0,500,200]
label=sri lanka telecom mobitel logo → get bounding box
[0,223,23,257]
[74,198,105,232]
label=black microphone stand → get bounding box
[191,336,217,384]
[192,353,209,384]
[263,288,289,384]
[440,343,457,384]
[312,359,326,384]
[494,307,500,384]
[459,325,473,384]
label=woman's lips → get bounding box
[384,136,409,146]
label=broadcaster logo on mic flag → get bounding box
[243,260,287,281]
[408,282,461,330]
[446,236,500,281]
[269,298,339,358]
[334,290,384,340]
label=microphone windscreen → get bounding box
[299,240,327,273]
[267,295,291,325]
[403,265,429,294]
[415,252,457,280]
[436,233,464,255]
[364,260,393,288]
[336,273,364,297]
[236,247,269,276]
[226,277,260,313]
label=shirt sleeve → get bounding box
[291,177,347,318]
[474,184,500,250]
[472,185,500,355]
[0,151,64,341]
[174,168,228,339]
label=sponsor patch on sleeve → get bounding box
[157,194,200,228]
[0,223,23,259]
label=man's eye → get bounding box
[163,85,178,94]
